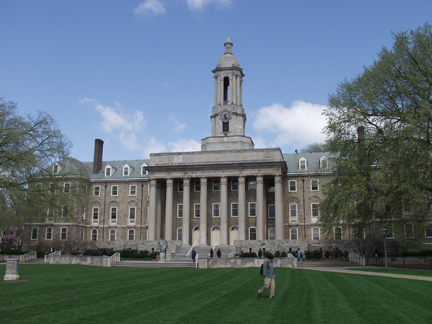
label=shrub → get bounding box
[305,250,322,260]
[36,250,47,258]
[274,251,281,257]
[242,252,257,258]
[0,249,27,255]
[281,251,287,257]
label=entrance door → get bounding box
[230,226,239,246]
[211,226,221,247]
[192,226,200,245]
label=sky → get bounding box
[1,0,431,163]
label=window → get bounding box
[313,228,320,240]
[268,181,275,192]
[290,228,298,240]
[110,229,116,241]
[105,166,111,177]
[60,228,67,240]
[141,163,148,175]
[320,157,328,169]
[111,207,117,223]
[31,228,38,240]
[62,205,68,218]
[269,228,276,240]
[47,208,54,219]
[93,207,99,223]
[94,186,100,196]
[92,229,98,241]
[405,223,414,238]
[128,230,135,241]
[248,180,256,190]
[231,203,238,217]
[64,183,70,193]
[36,183,42,192]
[249,202,256,217]
[249,227,257,240]
[426,224,432,238]
[123,166,129,176]
[213,203,220,217]
[385,225,394,239]
[231,179,238,191]
[46,227,53,240]
[194,204,200,218]
[311,179,319,191]
[49,183,55,194]
[222,121,229,132]
[311,203,319,218]
[289,180,296,192]
[268,204,275,218]
[178,181,184,192]
[177,228,182,241]
[130,185,137,196]
[177,204,183,218]
[299,157,307,170]
[213,180,220,191]
[195,180,201,192]
[53,163,59,173]
[129,207,136,224]
[111,185,118,196]
[290,204,297,218]
[335,227,342,240]
[80,229,85,241]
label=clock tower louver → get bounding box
[201,36,255,151]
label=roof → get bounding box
[283,152,335,174]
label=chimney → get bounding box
[93,139,104,174]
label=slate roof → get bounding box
[283,152,335,174]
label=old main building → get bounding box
[23,37,333,254]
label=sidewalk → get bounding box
[296,265,432,282]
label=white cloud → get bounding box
[168,115,187,133]
[134,0,166,16]
[80,98,147,152]
[143,136,167,158]
[252,101,327,148]
[168,138,201,152]
[186,0,232,11]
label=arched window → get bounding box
[110,229,116,241]
[91,229,98,241]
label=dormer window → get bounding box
[320,156,328,169]
[53,163,61,174]
[123,166,129,176]
[299,157,307,170]
[105,166,112,177]
[141,163,148,176]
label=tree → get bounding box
[320,24,432,252]
[0,98,88,248]
[299,142,328,153]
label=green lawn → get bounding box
[1,264,431,324]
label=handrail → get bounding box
[186,240,199,260]
[196,253,199,268]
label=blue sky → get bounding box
[1,0,431,162]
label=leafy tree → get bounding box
[299,142,328,153]
[0,98,88,248]
[321,24,432,251]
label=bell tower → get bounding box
[201,36,254,151]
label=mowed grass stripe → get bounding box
[1,265,432,324]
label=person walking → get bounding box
[258,254,275,299]
[258,248,263,258]
[217,248,221,258]
[210,248,214,258]
[238,247,243,258]
[297,248,303,262]
[191,247,197,262]
[103,248,107,258]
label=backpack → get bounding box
[260,261,269,276]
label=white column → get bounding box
[164,179,173,240]
[238,176,246,241]
[220,177,228,245]
[275,175,284,240]
[148,179,157,241]
[182,179,190,245]
[231,75,236,105]
[200,178,208,245]
[256,176,264,240]
[214,76,218,106]
[237,75,241,105]
[156,183,162,240]
[219,76,223,105]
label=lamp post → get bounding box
[381,228,388,269]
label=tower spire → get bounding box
[224,35,233,55]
